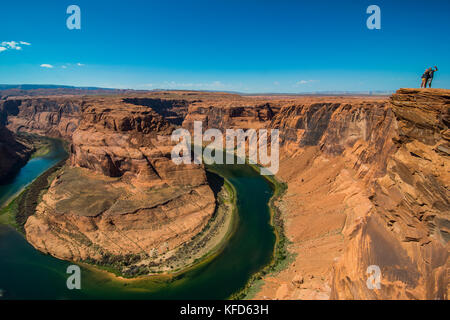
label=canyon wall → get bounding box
[0,100,33,183]
[4,96,216,266]
[183,102,277,131]
[253,89,448,300]
[331,89,449,299]
[5,97,81,139]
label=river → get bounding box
[0,139,276,299]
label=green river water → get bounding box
[0,139,276,299]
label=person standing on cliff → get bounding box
[421,68,431,88]
[427,66,438,88]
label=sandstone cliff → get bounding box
[331,89,449,299]
[0,96,81,183]
[253,90,448,300]
[0,100,33,183]
[23,97,216,270]
[5,97,81,139]
[183,102,277,131]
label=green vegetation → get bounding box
[82,253,151,278]
[0,157,68,233]
[0,194,21,228]
[16,132,53,159]
[31,142,51,159]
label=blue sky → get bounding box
[1,0,449,93]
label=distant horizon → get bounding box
[0,83,398,96]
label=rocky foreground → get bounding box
[0,88,448,298]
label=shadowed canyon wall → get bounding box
[0,100,34,183]
[5,97,81,139]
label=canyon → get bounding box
[0,88,448,299]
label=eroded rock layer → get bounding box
[253,89,448,300]
[4,97,81,139]
[23,98,215,263]
[0,100,33,183]
[331,89,449,299]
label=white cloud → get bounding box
[160,80,227,90]
[58,63,84,69]
[295,80,319,86]
[2,41,18,48]
[40,64,54,68]
[0,40,31,53]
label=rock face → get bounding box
[24,97,215,263]
[253,90,448,300]
[70,99,195,184]
[331,89,449,299]
[183,102,277,131]
[0,101,33,183]
[123,97,189,126]
[0,96,80,183]
[0,127,32,183]
[5,97,81,139]
[254,97,393,299]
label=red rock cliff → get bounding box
[5,97,81,139]
[24,97,216,267]
[331,89,449,299]
[253,90,448,300]
[0,100,34,183]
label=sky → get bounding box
[1,0,449,93]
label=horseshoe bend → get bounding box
[0,88,448,299]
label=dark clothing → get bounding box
[429,67,438,78]
[420,67,438,88]
[427,67,438,88]
[429,70,436,78]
